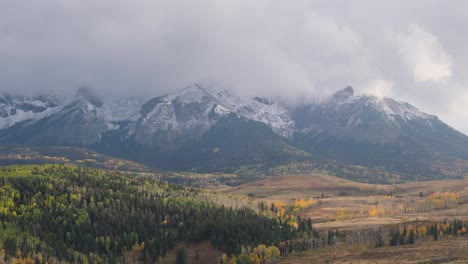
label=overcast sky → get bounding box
[1,0,467,133]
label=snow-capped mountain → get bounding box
[0,87,143,146]
[0,87,144,132]
[294,86,438,144]
[128,82,294,149]
[292,86,468,178]
[0,83,466,178]
[103,97,144,122]
[0,94,60,129]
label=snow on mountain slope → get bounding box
[130,82,294,149]
[246,97,294,138]
[103,97,145,123]
[192,83,294,137]
[293,86,468,160]
[1,84,464,153]
[0,88,145,146]
[0,83,466,180]
[325,86,432,123]
[131,83,232,148]
[186,83,295,137]
[0,94,60,129]
[371,97,432,122]
[289,86,468,180]
[54,89,145,134]
[294,86,438,143]
[0,83,294,145]
[2,86,144,126]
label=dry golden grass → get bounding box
[229,174,468,200]
[228,174,376,199]
[279,238,468,264]
[223,174,468,263]
[227,174,468,231]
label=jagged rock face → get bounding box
[0,96,108,146]
[328,85,355,102]
[75,86,104,107]
[128,83,295,149]
[131,85,225,149]
[292,86,468,172]
[0,94,60,128]
[294,87,436,144]
[0,90,143,146]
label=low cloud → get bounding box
[0,1,467,134]
[397,24,453,82]
[362,79,394,98]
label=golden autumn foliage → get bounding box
[368,205,385,217]
[326,190,463,222]
[290,221,299,229]
[11,257,35,264]
[260,198,317,229]
[230,244,280,264]
[418,226,427,236]
[277,207,286,218]
[330,207,359,221]
[291,198,318,211]
[273,201,285,209]
[425,192,459,209]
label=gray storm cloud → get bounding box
[0,0,467,134]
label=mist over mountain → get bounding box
[293,86,468,179]
[0,83,467,179]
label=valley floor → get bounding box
[280,238,468,264]
[228,174,468,229]
[227,174,468,263]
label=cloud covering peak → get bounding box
[0,0,467,134]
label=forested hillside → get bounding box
[0,165,313,263]
[0,146,153,172]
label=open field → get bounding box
[227,174,468,231]
[279,238,468,263]
[229,174,468,200]
[225,174,468,263]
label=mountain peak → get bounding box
[329,86,355,102]
[181,83,205,93]
[176,81,218,93]
[167,83,216,105]
[167,82,240,108]
[75,86,103,107]
[193,82,228,97]
[252,96,273,105]
[171,82,218,97]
